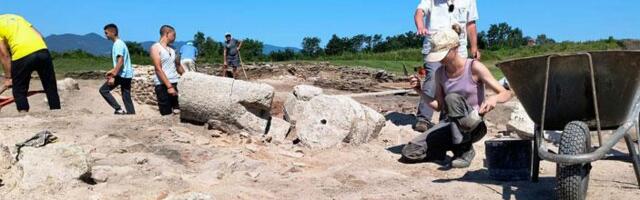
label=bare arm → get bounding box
[412,75,443,112]
[237,40,243,50]
[150,46,173,89]
[175,53,185,75]
[414,9,428,36]
[467,21,480,59]
[109,56,124,77]
[0,40,11,79]
[472,61,512,114]
[431,75,445,111]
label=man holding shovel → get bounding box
[221,33,243,79]
[0,14,60,112]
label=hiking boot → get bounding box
[114,109,127,115]
[457,110,482,132]
[414,120,435,132]
[451,147,475,168]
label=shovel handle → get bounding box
[0,85,7,96]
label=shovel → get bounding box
[0,85,7,96]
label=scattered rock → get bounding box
[179,72,275,136]
[0,145,13,174]
[57,78,80,91]
[16,143,92,190]
[209,130,222,138]
[265,117,291,143]
[292,162,307,168]
[64,71,106,80]
[90,166,111,183]
[245,144,259,153]
[195,137,211,146]
[506,101,535,139]
[245,171,261,179]
[135,157,149,165]
[284,85,386,149]
[292,85,323,101]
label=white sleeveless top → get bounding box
[152,43,180,85]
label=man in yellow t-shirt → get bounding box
[0,14,60,112]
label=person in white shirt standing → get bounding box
[414,0,480,132]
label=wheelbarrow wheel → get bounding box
[556,121,592,200]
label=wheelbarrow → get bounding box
[497,50,640,200]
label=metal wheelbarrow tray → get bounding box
[497,50,640,199]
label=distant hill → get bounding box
[45,33,299,56]
[45,33,112,56]
[263,44,301,54]
[140,41,187,53]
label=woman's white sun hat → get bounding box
[425,29,461,62]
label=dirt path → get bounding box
[0,79,638,200]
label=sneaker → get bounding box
[114,109,127,115]
[451,147,476,168]
[414,120,435,132]
[173,109,181,115]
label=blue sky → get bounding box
[1,0,638,48]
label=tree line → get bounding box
[55,22,618,63]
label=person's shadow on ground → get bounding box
[386,144,453,168]
[433,169,555,200]
[385,112,417,127]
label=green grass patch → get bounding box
[309,40,622,79]
[52,54,151,74]
[327,60,423,74]
[49,39,621,81]
[53,57,111,73]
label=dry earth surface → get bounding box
[0,64,638,200]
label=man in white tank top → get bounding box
[150,25,185,116]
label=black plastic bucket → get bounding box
[485,137,532,181]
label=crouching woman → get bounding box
[402,26,512,168]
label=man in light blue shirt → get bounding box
[179,41,198,72]
[99,23,135,115]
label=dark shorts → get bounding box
[155,83,179,116]
[227,56,240,68]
